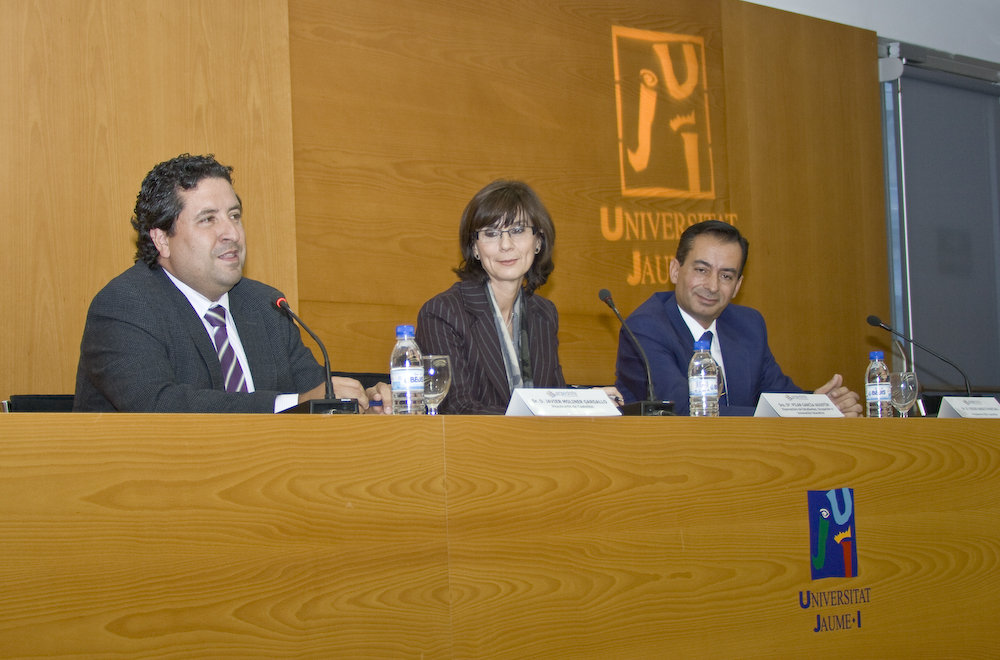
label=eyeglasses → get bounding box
[474,225,538,242]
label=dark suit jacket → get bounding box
[416,280,566,414]
[615,291,801,416]
[74,262,326,412]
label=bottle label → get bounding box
[688,375,718,397]
[865,382,891,402]
[391,367,424,392]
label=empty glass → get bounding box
[423,355,452,415]
[890,371,919,417]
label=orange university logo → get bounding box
[602,25,738,286]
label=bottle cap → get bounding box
[395,324,415,339]
[694,340,711,351]
[869,350,884,360]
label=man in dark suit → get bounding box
[615,220,861,416]
[74,154,387,413]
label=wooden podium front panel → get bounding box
[442,418,1000,658]
[1,415,997,658]
[0,415,451,658]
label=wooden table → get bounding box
[1,415,997,658]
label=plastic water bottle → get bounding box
[865,350,892,418]
[390,325,424,414]
[688,339,719,417]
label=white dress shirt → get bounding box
[162,270,298,412]
[677,306,729,403]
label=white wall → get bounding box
[748,0,1000,64]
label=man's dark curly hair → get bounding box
[132,154,235,267]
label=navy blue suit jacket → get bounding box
[74,262,326,412]
[615,291,801,416]
[416,280,566,414]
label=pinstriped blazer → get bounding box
[416,280,566,414]
[73,262,326,412]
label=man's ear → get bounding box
[150,228,169,259]
[669,257,681,284]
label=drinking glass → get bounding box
[423,355,452,415]
[890,371,919,417]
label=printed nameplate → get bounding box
[937,396,1000,418]
[755,393,843,417]
[506,388,622,417]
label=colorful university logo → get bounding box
[808,488,858,580]
[612,26,716,199]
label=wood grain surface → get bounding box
[0,414,450,658]
[289,0,889,389]
[3,0,889,403]
[720,0,889,392]
[0,0,300,400]
[2,415,997,657]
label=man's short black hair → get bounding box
[676,220,749,276]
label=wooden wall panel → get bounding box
[289,0,724,380]
[0,0,298,400]
[721,0,889,393]
[1,0,889,400]
[289,0,888,393]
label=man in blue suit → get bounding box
[615,220,861,416]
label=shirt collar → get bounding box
[161,268,231,319]
[676,304,718,346]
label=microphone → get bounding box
[599,289,674,416]
[276,297,358,414]
[866,315,972,396]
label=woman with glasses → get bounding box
[415,180,566,414]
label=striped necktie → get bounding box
[204,306,248,393]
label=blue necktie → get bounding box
[698,330,726,405]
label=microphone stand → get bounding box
[867,315,972,396]
[600,289,674,416]
[277,298,359,414]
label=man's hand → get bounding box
[598,386,624,406]
[297,376,374,412]
[814,374,862,417]
[364,382,393,414]
[331,376,371,411]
